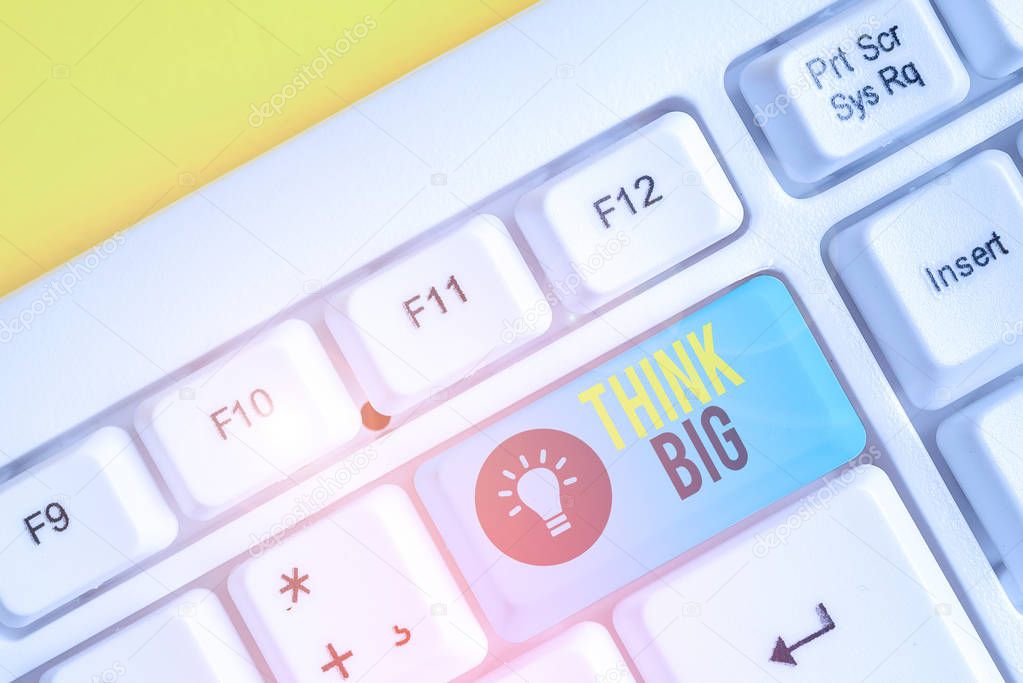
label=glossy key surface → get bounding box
[41,590,260,683]
[416,275,866,641]
[831,150,1023,410]
[137,319,361,520]
[516,112,743,312]
[741,0,969,184]
[229,485,487,683]
[0,427,177,627]
[613,467,1000,682]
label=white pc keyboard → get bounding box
[4,0,1023,681]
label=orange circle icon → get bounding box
[475,429,612,566]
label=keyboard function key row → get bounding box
[331,112,742,412]
[2,108,740,638]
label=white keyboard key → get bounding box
[228,485,487,683]
[477,622,634,683]
[42,589,261,683]
[613,466,1000,682]
[326,215,551,414]
[938,380,1023,591]
[136,319,360,520]
[740,0,969,184]
[933,0,1023,78]
[515,112,742,312]
[831,150,1023,409]
[0,427,177,627]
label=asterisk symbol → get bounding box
[280,567,310,603]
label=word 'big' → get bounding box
[577,322,748,501]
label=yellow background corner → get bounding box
[0,0,535,296]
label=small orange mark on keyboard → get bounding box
[361,403,391,431]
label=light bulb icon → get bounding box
[476,428,612,566]
[501,449,576,537]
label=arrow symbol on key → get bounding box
[769,602,836,666]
